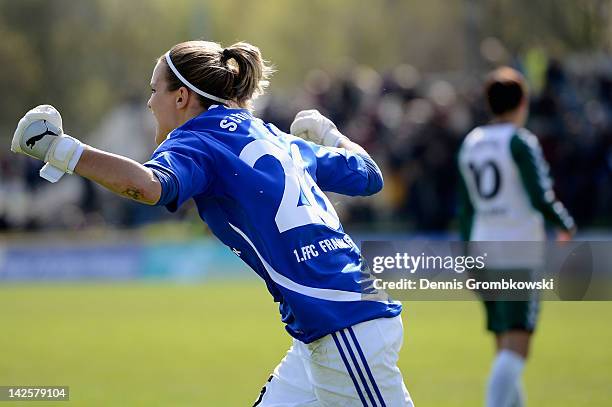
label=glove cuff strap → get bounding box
[45,135,85,174]
[67,143,85,174]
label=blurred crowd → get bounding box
[1,57,611,233]
[261,57,612,231]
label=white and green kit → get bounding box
[458,123,574,243]
[458,123,575,332]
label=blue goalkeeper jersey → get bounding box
[144,105,401,343]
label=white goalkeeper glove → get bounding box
[289,109,348,147]
[11,105,86,183]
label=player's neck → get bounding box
[491,113,523,128]
[177,105,207,127]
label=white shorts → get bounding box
[252,315,414,407]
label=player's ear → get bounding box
[176,87,189,109]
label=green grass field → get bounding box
[0,282,610,406]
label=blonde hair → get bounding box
[161,40,274,110]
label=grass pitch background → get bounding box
[0,282,610,406]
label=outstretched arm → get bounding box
[75,146,161,205]
[11,105,162,205]
[11,105,195,209]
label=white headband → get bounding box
[164,51,230,105]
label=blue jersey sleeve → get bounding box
[311,144,383,196]
[143,130,213,212]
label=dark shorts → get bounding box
[483,299,539,334]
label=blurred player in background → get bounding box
[11,40,413,406]
[457,67,575,407]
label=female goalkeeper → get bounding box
[11,40,412,406]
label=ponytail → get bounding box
[220,42,275,109]
[162,40,274,111]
